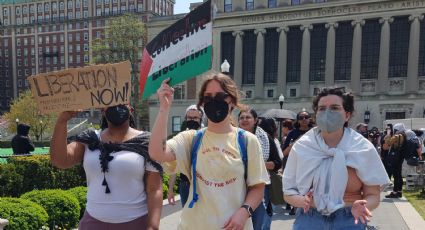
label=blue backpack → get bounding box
[188,128,248,208]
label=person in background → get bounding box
[149,74,269,230]
[283,87,390,229]
[356,123,368,138]
[50,105,163,230]
[238,108,281,230]
[385,123,422,198]
[381,125,394,180]
[281,120,294,149]
[11,123,35,155]
[167,105,204,207]
[258,117,284,229]
[282,111,312,215]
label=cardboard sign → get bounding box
[139,0,212,99]
[29,61,131,114]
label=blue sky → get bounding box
[174,0,201,14]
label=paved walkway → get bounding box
[159,190,425,230]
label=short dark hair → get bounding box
[312,87,355,127]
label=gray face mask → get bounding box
[316,109,345,133]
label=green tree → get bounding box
[3,91,56,141]
[91,13,148,128]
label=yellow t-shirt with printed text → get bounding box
[164,127,270,230]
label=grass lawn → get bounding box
[403,189,425,220]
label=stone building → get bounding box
[0,0,175,113]
[148,0,425,134]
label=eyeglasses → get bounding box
[239,116,253,120]
[298,115,310,120]
[186,116,201,121]
[202,92,229,104]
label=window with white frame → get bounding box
[173,84,186,100]
[172,116,181,133]
[224,0,232,12]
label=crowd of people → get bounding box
[49,72,425,230]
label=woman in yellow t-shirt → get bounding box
[149,73,270,230]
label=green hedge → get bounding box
[0,197,48,230]
[0,155,85,197]
[67,186,87,219]
[21,189,80,229]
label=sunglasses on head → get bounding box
[298,115,310,120]
[202,92,229,104]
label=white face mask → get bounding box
[316,109,345,133]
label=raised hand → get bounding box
[351,200,372,225]
[157,78,174,110]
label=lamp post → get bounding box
[278,94,285,141]
[221,59,230,73]
[15,118,19,131]
[364,108,370,124]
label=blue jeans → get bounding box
[293,207,366,230]
[252,185,272,230]
[179,180,190,207]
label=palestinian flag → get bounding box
[140,0,212,99]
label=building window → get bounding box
[16,7,21,15]
[17,49,21,56]
[264,28,278,83]
[246,0,254,10]
[389,17,410,78]
[68,0,73,9]
[385,112,405,120]
[23,6,28,14]
[268,0,277,8]
[172,116,181,133]
[84,55,89,62]
[173,84,186,100]
[84,32,88,40]
[45,3,50,12]
[224,0,232,12]
[221,32,235,76]
[334,21,353,81]
[84,43,89,51]
[267,89,274,98]
[286,27,302,82]
[242,30,256,85]
[361,19,381,79]
[310,24,327,82]
[418,20,425,76]
[290,88,296,97]
[291,0,300,5]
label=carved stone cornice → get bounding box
[351,19,365,27]
[276,26,289,33]
[379,17,394,24]
[254,28,266,35]
[300,24,313,31]
[325,22,339,29]
[232,31,245,37]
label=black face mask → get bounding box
[204,100,229,123]
[105,105,130,126]
[186,120,201,130]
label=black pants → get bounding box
[392,154,404,192]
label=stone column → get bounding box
[350,20,365,95]
[232,31,244,88]
[65,25,69,68]
[254,28,266,98]
[276,26,289,97]
[407,14,424,93]
[213,29,221,71]
[325,22,338,87]
[378,17,393,94]
[300,25,312,97]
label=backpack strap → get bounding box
[237,128,248,183]
[188,128,206,208]
[188,128,248,208]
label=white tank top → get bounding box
[83,132,158,223]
